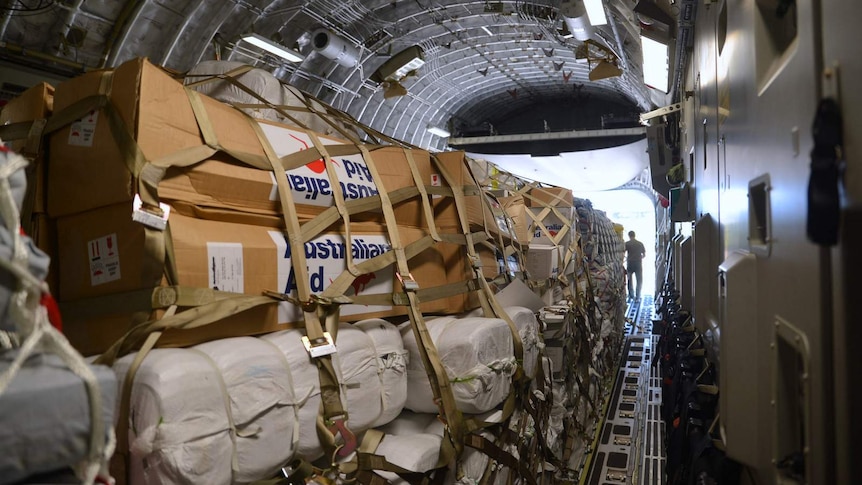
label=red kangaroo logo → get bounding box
[289,134,338,174]
[549,230,558,237]
[351,273,376,295]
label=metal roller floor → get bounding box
[584,296,665,485]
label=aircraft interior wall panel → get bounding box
[691,1,723,345]
[714,0,829,482]
[819,3,862,483]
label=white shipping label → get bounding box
[68,110,99,147]
[268,231,394,323]
[430,173,442,199]
[88,233,121,286]
[207,243,244,293]
[259,123,378,207]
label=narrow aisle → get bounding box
[585,296,665,485]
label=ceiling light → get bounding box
[481,26,494,36]
[241,33,304,62]
[583,0,608,26]
[370,45,425,83]
[427,126,451,138]
[641,33,669,92]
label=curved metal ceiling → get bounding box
[0,0,691,153]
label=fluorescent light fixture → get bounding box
[641,34,669,92]
[481,26,494,36]
[584,0,608,26]
[392,56,425,80]
[427,126,451,137]
[241,33,304,62]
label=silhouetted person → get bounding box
[625,231,646,300]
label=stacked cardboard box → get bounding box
[0,82,57,294]
[43,58,477,355]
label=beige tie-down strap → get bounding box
[353,146,466,457]
[432,154,527,383]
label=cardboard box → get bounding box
[1,82,54,223]
[159,125,434,228]
[57,203,450,305]
[48,58,268,217]
[526,186,574,208]
[432,151,511,238]
[528,205,575,248]
[0,82,53,154]
[48,58,435,230]
[499,195,530,244]
[526,244,562,281]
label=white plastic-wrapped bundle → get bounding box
[372,411,515,485]
[262,321,407,459]
[281,85,352,138]
[113,337,299,485]
[354,319,410,427]
[114,321,408,483]
[185,61,286,122]
[374,411,443,473]
[464,306,541,380]
[402,317,517,414]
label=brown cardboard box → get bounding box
[48,58,434,230]
[432,151,514,239]
[528,205,575,247]
[0,82,53,155]
[526,186,574,208]
[159,140,433,229]
[57,204,449,303]
[499,195,530,245]
[57,204,464,353]
[1,82,54,220]
[48,58,266,217]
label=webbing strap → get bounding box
[429,154,525,382]
[430,154,493,317]
[281,84,363,144]
[243,110,348,436]
[185,65,314,132]
[322,235,436,301]
[359,147,465,457]
[309,131,359,276]
[402,149,441,242]
[464,434,537,485]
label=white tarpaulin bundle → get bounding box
[464,306,541,380]
[372,410,516,485]
[185,60,350,137]
[113,321,408,484]
[402,316,517,414]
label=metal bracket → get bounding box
[639,102,683,124]
[822,63,841,103]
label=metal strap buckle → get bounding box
[301,332,337,358]
[397,272,419,292]
[132,194,171,231]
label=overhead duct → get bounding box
[560,0,595,41]
[312,29,360,68]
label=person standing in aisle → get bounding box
[625,231,646,300]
